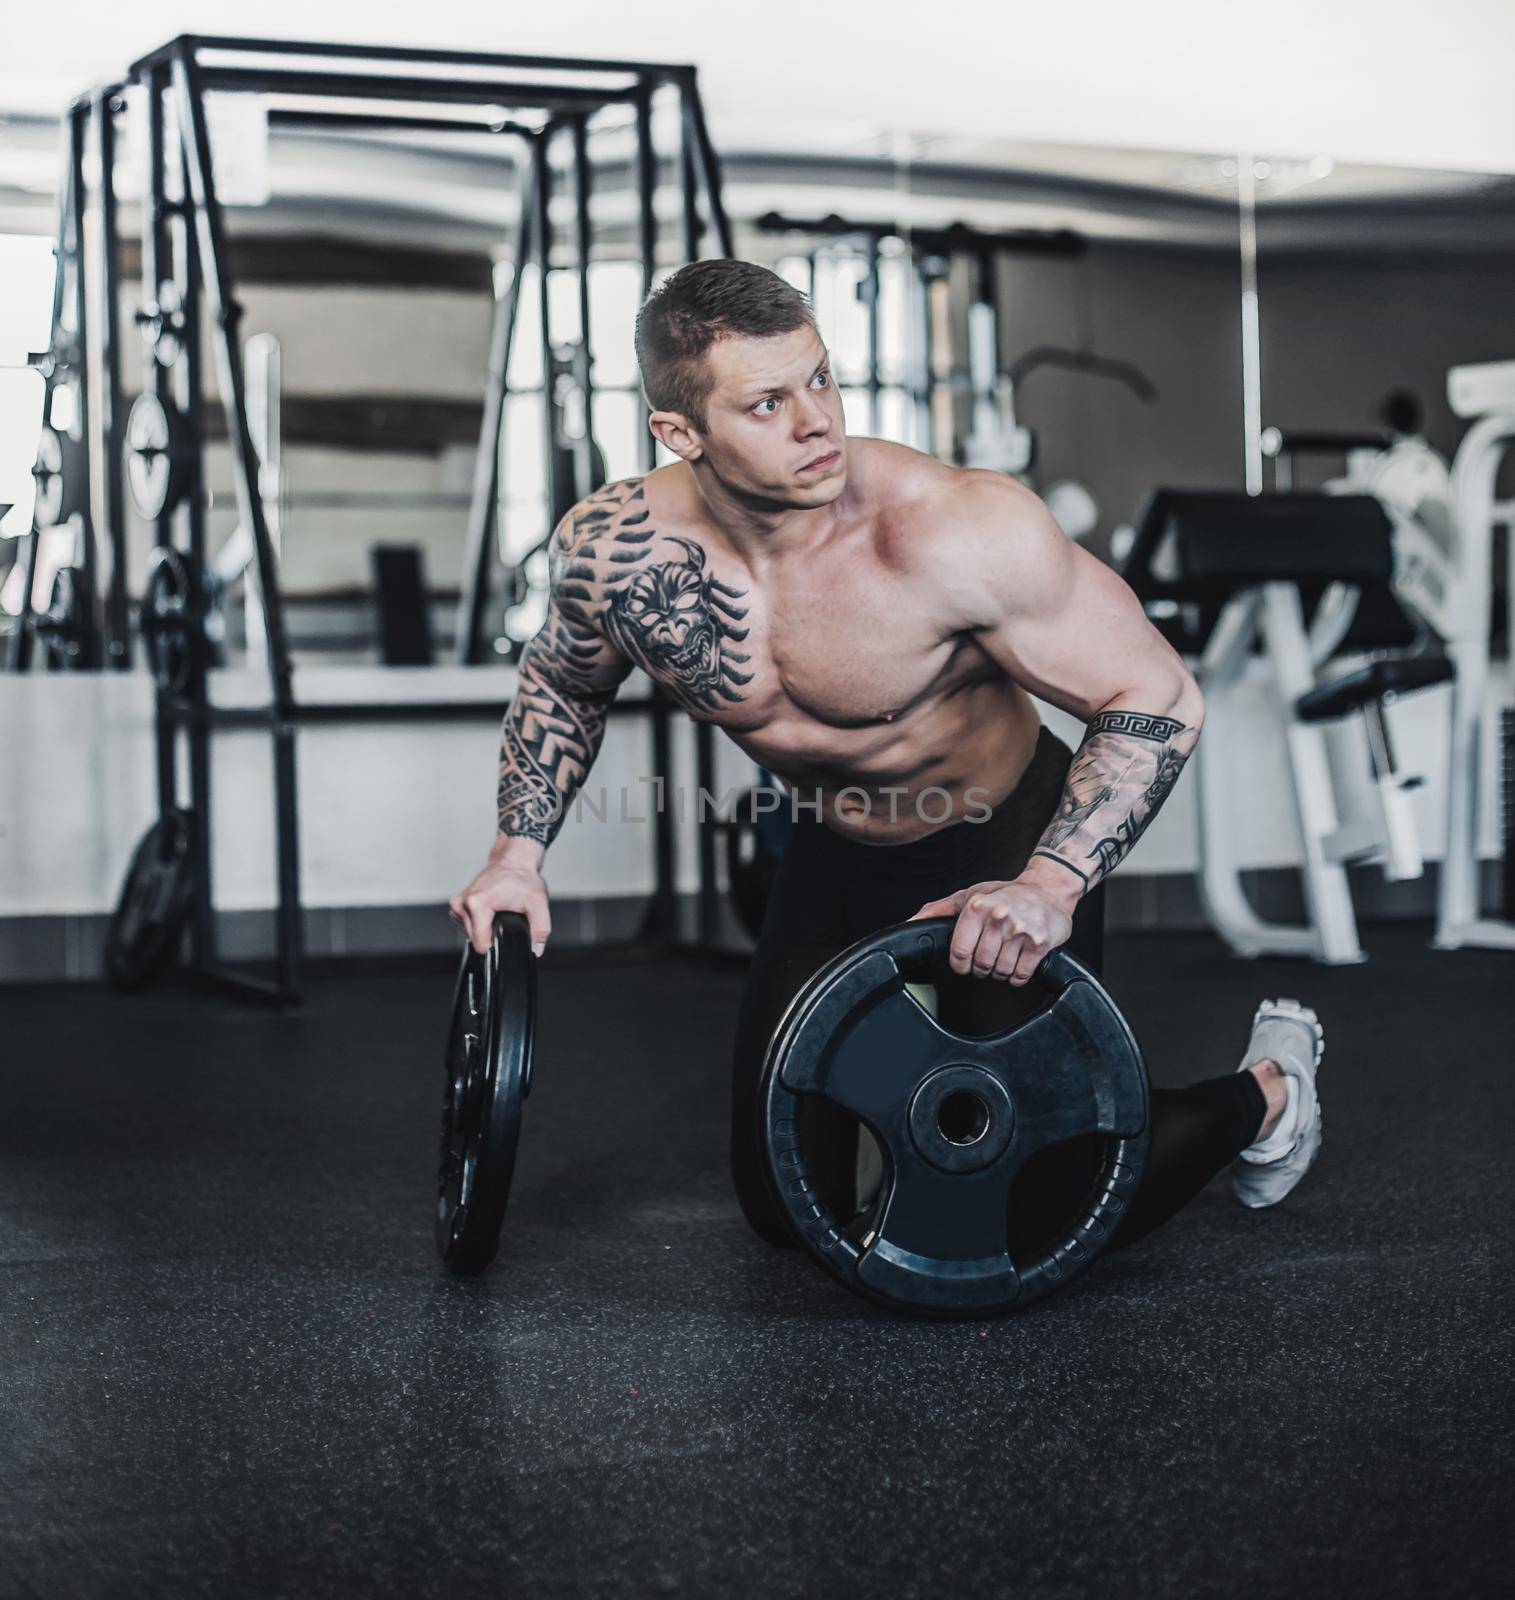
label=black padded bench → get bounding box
[1296,656,1454,723]
[1122,489,1418,655]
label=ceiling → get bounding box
[1,6,1512,254]
[3,1,1515,174]
[4,112,1510,259]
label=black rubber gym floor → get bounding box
[1,924,1510,1599]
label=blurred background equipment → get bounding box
[3,36,733,1001]
[0,24,1510,982]
[1123,489,1452,964]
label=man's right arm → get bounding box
[493,581,629,854]
[452,482,640,953]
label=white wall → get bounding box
[0,664,758,917]
[1,658,1508,923]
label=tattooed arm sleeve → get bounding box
[1030,709,1201,891]
[495,483,641,850]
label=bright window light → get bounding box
[0,234,53,363]
[0,234,55,545]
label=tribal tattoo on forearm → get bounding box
[494,483,639,847]
[495,677,611,848]
[495,477,756,847]
[1031,708,1199,891]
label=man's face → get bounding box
[687,327,848,508]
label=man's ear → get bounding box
[649,410,703,463]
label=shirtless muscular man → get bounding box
[451,259,1325,1253]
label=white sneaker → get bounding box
[1231,998,1324,1210]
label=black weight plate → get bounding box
[436,913,536,1274]
[33,566,90,670]
[140,546,201,694]
[105,810,195,991]
[760,917,1149,1320]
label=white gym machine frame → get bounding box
[1430,361,1515,951]
[1195,359,1515,965]
[1126,489,1427,967]
[1330,363,1515,953]
[1192,573,1419,966]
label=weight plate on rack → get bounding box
[31,425,87,529]
[126,393,190,521]
[139,546,203,694]
[143,281,185,368]
[32,565,92,670]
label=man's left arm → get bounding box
[913,476,1203,982]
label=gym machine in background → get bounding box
[1123,357,1515,964]
[753,210,1156,543]
[1123,490,1452,965]
[1255,364,1515,954]
[1426,360,1515,949]
[20,35,734,1003]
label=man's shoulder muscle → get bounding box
[526,478,653,693]
[552,476,651,574]
[879,464,1072,625]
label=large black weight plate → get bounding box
[140,546,202,694]
[105,810,195,991]
[126,393,190,521]
[436,913,536,1274]
[760,917,1149,1319]
[719,785,790,941]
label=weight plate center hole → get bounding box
[937,1088,991,1147]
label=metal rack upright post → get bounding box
[24,36,734,1002]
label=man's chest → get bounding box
[594,534,951,729]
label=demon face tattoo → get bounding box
[602,536,751,712]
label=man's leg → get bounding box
[729,823,852,1246]
[734,733,1324,1255]
[1104,1071,1271,1251]
[990,1014,1316,1258]
[1107,994,1326,1248]
[936,945,1309,1254]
